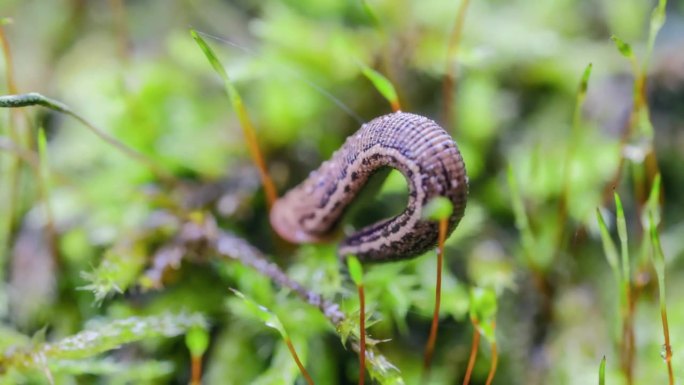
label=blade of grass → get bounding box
[190,29,278,210]
[649,212,674,384]
[360,64,401,112]
[614,193,630,286]
[648,206,674,384]
[645,0,667,74]
[193,30,364,125]
[599,356,606,385]
[596,208,621,281]
[613,192,635,385]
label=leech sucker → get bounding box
[269,112,468,262]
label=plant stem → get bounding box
[190,355,202,385]
[284,338,314,385]
[358,284,366,385]
[462,326,480,385]
[485,329,498,385]
[423,217,447,373]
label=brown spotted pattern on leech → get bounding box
[269,112,468,262]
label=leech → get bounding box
[270,112,468,262]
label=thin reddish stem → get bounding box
[661,307,674,385]
[462,325,480,385]
[284,338,314,385]
[485,337,498,385]
[190,356,202,385]
[236,107,278,210]
[423,218,448,373]
[358,284,366,385]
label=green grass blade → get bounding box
[230,288,288,339]
[646,0,667,70]
[610,36,633,59]
[190,30,236,104]
[346,255,364,286]
[596,208,620,279]
[614,193,629,282]
[360,64,400,111]
[599,356,606,385]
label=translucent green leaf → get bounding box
[647,0,667,62]
[578,63,593,97]
[610,35,633,58]
[360,64,399,110]
[190,29,245,116]
[614,193,630,282]
[599,356,606,385]
[346,255,364,286]
[648,212,667,302]
[185,326,210,358]
[469,287,497,323]
[469,287,497,343]
[229,288,288,339]
[422,196,454,221]
[596,208,620,279]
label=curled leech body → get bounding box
[269,112,468,262]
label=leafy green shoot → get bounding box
[599,356,606,385]
[185,326,210,358]
[614,193,630,284]
[186,326,210,385]
[595,208,620,281]
[610,35,633,59]
[646,0,668,72]
[229,289,313,385]
[646,175,674,383]
[469,287,497,343]
[422,196,454,221]
[347,255,364,287]
[360,64,401,112]
[190,29,277,208]
[80,246,148,303]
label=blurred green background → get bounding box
[1,0,683,384]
